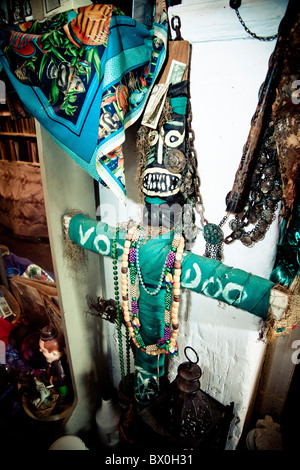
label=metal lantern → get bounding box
[166,347,220,439]
[140,347,234,449]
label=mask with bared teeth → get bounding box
[136,80,198,239]
[141,81,188,201]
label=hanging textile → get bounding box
[66,213,276,319]
[270,194,300,287]
[226,0,300,216]
[0,2,168,203]
[271,5,300,218]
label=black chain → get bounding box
[235,8,278,42]
[186,54,207,230]
[170,15,207,229]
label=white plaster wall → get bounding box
[98,0,289,449]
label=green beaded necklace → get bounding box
[112,227,131,388]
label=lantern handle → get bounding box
[184,346,199,366]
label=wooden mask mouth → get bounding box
[142,167,182,197]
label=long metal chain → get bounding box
[235,8,278,42]
[186,50,207,230]
[170,16,205,228]
[186,100,206,228]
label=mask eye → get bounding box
[165,129,185,148]
[164,149,186,174]
[148,130,158,147]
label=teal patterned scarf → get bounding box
[0,2,168,203]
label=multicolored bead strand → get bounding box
[125,328,131,377]
[121,225,184,357]
[112,227,127,387]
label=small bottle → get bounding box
[0,340,5,364]
[95,396,121,448]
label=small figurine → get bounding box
[39,325,70,398]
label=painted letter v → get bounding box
[79,225,95,246]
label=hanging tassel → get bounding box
[203,216,228,261]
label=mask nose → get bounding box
[157,128,165,165]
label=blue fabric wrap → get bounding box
[69,214,274,318]
[0,3,168,203]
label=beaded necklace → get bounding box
[121,225,185,357]
[112,227,131,389]
[135,227,169,296]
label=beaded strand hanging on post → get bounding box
[112,227,131,388]
[121,224,185,357]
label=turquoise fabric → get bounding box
[68,213,275,404]
[134,288,166,405]
[169,96,188,115]
[0,3,168,204]
[270,197,300,287]
[69,214,274,318]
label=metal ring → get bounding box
[171,15,181,31]
[184,346,199,364]
[171,15,183,41]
